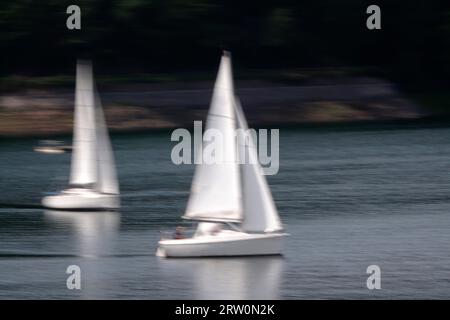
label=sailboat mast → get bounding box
[69,60,98,187]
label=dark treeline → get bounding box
[1,0,450,90]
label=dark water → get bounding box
[1,126,450,299]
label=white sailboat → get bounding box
[156,52,287,257]
[42,61,120,210]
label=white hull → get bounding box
[156,230,287,258]
[42,188,119,210]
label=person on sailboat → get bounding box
[174,226,185,239]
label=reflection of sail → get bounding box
[44,210,120,299]
[159,257,283,299]
[44,210,120,257]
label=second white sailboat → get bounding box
[42,60,120,210]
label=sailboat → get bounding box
[42,60,120,210]
[156,52,287,257]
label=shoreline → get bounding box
[4,118,450,140]
[0,78,427,138]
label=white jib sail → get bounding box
[183,52,242,222]
[69,60,98,187]
[94,91,119,195]
[234,98,283,233]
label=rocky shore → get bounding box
[0,78,426,137]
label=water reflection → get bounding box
[44,210,120,258]
[160,256,283,299]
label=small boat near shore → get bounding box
[156,52,287,258]
[34,140,72,154]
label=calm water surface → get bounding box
[1,126,450,299]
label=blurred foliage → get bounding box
[1,0,450,91]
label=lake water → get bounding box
[1,126,450,299]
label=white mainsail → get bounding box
[183,52,282,232]
[69,60,119,195]
[94,92,120,195]
[183,53,242,222]
[69,61,97,187]
[234,99,283,233]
